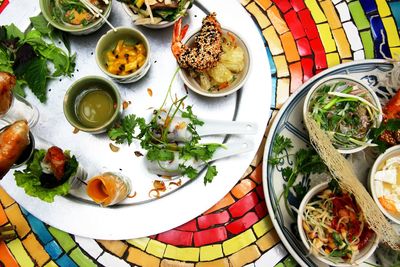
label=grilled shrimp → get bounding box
[0,120,30,178]
[0,72,15,116]
[171,13,223,71]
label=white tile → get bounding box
[255,243,288,267]
[332,0,341,4]
[354,50,365,60]
[244,264,255,267]
[98,252,131,267]
[336,2,351,22]
[343,22,364,51]
[74,236,103,259]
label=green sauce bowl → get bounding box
[63,76,121,134]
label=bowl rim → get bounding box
[302,74,383,154]
[297,182,379,266]
[178,26,252,98]
[39,0,113,33]
[369,144,400,224]
[95,26,151,80]
[63,75,121,133]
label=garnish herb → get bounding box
[268,135,326,218]
[369,118,400,152]
[0,15,75,102]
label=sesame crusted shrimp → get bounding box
[171,13,223,71]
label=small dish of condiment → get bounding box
[63,76,121,134]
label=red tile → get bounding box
[297,9,319,40]
[256,185,265,200]
[194,227,228,247]
[226,212,259,235]
[175,219,197,232]
[289,62,303,93]
[197,211,230,230]
[272,0,292,13]
[229,191,259,218]
[290,0,305,12]
[309,39,327,70]
[157,230,193,246]
[301,57,314,82]
[284,10,306,40]
[296,38,312,56]
[255,202,268,218]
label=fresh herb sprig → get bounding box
[268,135,326,218]
[369,118,400,152]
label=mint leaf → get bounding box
[30,15,52,35]
[20,57,49,102]
[13,79,27,97]
[4,24,24,40]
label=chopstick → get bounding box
[79,0,117,32]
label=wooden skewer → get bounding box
[79,0,117,32]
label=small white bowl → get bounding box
[297,182,379,266]
[179,28,251,98]
[369,145,400,224]
[303,75,382,154]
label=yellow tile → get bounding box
[97,240,127,257]
[273,55,289,78]
[342,59,353,63]
[390,47,400,59]
[161,259,194,267]
[240,0,251,6]
[256,229,280,251]
[146,239,166,258]
[326,53,340,67]
[317,23,336,53]
[382,17,400,47]
[44,261,58,267]
[4,204,30,239]
[320,0,341,29]
[262,26,283,56]
[126,237,150,251]
[255,0,272,10]
[228,245,261,266]
[304,0,327,23]
[332,28,352,59]
[276,78,290,109]
[22,233,50,266]
[7,239,34,267]
[127,247,161,267]
[199,245,223,261]
[164,245,199,262]
[253,216,273,238]
[246,2,271,29]
[376,0,391,17]
[0,187,15,207]
[196,259,230,267]
[267,5,289,34]
[222,229,256,255]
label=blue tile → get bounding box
[44,240,63,259]
[56,254,78,267]
[359,0,378,14]
[266,47,277,75]
[389,2,400,28]
[19,206,29,216]
[26,214,53,244]
[370,15,391,59]
[271,76,277,109]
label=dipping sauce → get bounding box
[76,89,115,128]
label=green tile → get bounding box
[275,263,285,267]
[70,248,97,267]
[7,239,34,267]
[44,261,58,267]
[48,227,76,253]
[348,1,370,30]
[360,30,375,59]
[284,255,298,267]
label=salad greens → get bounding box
[268,135,326,218]
[308,81,380,150]
[0,14,75,102]
[14,149,78,202]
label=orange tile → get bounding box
[22,233,50,266]
[97,240,128,257]
[250,164,262,185]
[228,245,261,266]
[0,187,15,208]
[267,5,289,35]
[0,241,18,267]
[0,204,8,226]
[204,193,235,214]
[289,62,303,93]
[255,0,272,10]
[256,229,280,251]
[231,179,257,199]
[280,32,300,63]
[332,28,352,59]
[196,259,230,267]
[4,204,30,239]
[320,0,341,29]
[161,259,194,267]
[127,247,161,267]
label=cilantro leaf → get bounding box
[179,164,198,179]
[204,165,218,184]
[272,135,293,155]
[181,106,204,126]
[108,114,145,145]
[146,148,175,161]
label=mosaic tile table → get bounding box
[1,0,400,266]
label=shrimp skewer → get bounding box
[0,120,30,178]
[171,13,223,71]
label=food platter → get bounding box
[263,59,399,266]
[0,0,271,240]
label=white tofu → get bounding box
[375,169,398,184]
[385,156,400,168]
[375,181,384,198]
